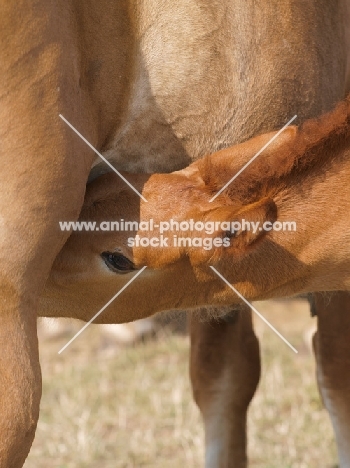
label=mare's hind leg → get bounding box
[0,292,41,468]
[190,307,260,468]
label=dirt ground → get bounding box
[24,298,338,468]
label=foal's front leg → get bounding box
[312,292,350,468]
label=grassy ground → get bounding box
[24,299,337,468]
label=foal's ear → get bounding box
[230,197,277,252]
[199,126,298,192]
[189,197,278,267]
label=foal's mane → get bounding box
[200,94,350,202]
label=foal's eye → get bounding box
[101,251,135,274]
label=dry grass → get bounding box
[24,300,338,467]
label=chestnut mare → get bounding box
[2,1,350,466]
